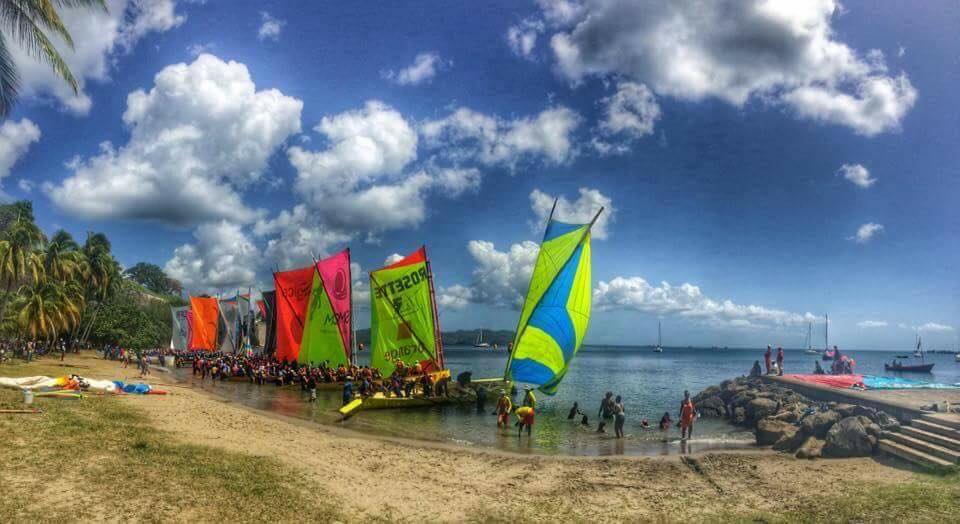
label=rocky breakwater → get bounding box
[693,377,900,459]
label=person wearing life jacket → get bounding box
[680,390,696,441]
[496,392,513,429]
[516,405,535,437]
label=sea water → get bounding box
[175,346,960,456]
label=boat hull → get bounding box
[884,363,935,373]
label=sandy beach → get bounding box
[5,353,957,522]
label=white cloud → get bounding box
[253,204,351,270]
[919,322,954,333]
[383,52,447,85]
[593,81,660,154]
[434,167,481,197]
[436,284,474,310]
[541,0,916,136]
[9,0,185,114]
[530,187,613,239]
[421,106,581,167]
[898,46,906,58]
[187,42,215,56]
[838,163,875,188]
[383,253,405,266]
[507,19,545,59]
[594,276,816,329]
[0,119,41,193]
[258,11,285,41]
[857,320,887,328]
[46,54,303,226]
[17,179,34,193]
[165,221,260,291]
[458,240,541,308]
[849,222,884,244]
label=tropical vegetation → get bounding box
[0,200,177,350]
[0,0,107,117]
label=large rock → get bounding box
[795,436,825,459]
[823,417,877,458]
[731,390,757,409]
[746,398,779,424]
[834,403,857,418]
[756,418,798,446]
[773,426,805,452]
[873,410,900,431]
[733,406,746,424]
[698,395,725,417]
[800,410,840,438]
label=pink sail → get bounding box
[315,248,353,356]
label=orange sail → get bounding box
[274,265,315,362]
[189,296,219,351]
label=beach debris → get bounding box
[0,375,166,395]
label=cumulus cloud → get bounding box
[0,119,41,194]
[434,167,481,197]
[258,11,285,41]
[540,0,916,136]
[919,322,954,333]
[530,187,613,239]
[507,19,544,59]
[9,0,185,114]
[253,204,352,270]
[421,106,581,167]
[17,179,34,193]
[383,253,405,266]
[592,81,660,154]
[382,52,447,85]
[857,320,888,328]
[838,163,875,188]
[849,222,884,244]
[46,54,303,226]
[594,276,816,329]
[454,240,541,309]
[165,221,260,291]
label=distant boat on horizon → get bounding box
[804,321,819,355]
[653,321,663,353]
[473,328,491,348]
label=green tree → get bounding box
[0,215,45,330]
[0,0,108,117]
[124,261,175,294]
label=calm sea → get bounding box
[174,346,960,456]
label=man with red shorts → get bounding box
[680,390,696,441]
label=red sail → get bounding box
[189,297,219,351]
[273,266,315,362]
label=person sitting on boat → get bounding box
[412,362,423,376]
[496,392,513,429]
[435,375,449,397]
[420,373,434,397]
[404,378,416,398]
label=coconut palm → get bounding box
[76,231,119,345]
[0,216,45,329]
[0,0,107,117]
[44,229,84,282]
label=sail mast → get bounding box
[424,246,445,370]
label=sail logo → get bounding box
[384,343,420,361]
[284,283,311,301]
[325,310,350,326]
[333,268,348,300]
[374,267,428,298]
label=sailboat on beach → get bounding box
[653,321,663,353]
[497,200,603,395]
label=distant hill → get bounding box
[353,328,514,347]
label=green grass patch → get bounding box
[0,362,341,522]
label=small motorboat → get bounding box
[885,360,935,373]
[895,355,911,359]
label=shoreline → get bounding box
[4,353,957,522]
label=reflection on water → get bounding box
[176,345,764,456]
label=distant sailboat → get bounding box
[473,328,491,348]
[887,333,934,373]
[803,322,818,355]
[913,333,923,358]
[822,315,836,361]
[653,321,663,353]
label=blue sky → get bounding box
[1,0,956,350]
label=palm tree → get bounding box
[0,215,45,329]
[77,231,119,345]
[0,0,107,117]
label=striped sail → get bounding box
[507,219,594,395]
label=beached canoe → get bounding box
[338,392,459,418]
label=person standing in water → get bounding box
[597,392,614,433]
[764,345,772,375]
[516,405,534,437]
[613,395,626,438]
[495,391,513,429]
[776,346,785,376]
[680,390,696,441]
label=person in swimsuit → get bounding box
[776,346,785,376]
[680,390,696,441]
[764,345,772,375]
[597,392,614,433]
[613,395,626,438]
[496,392,513,429]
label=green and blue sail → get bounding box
[506,217,595,395]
